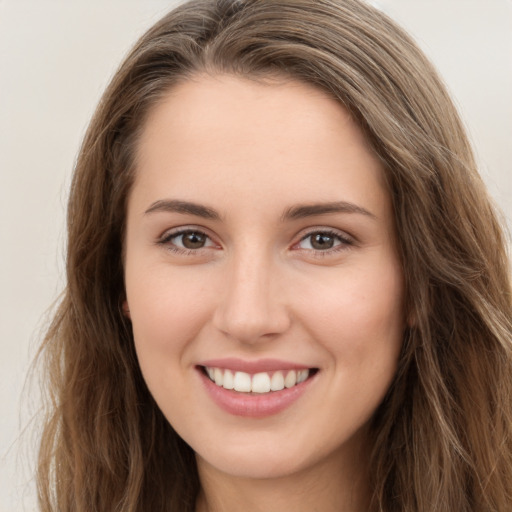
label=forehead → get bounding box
[132,73,390,221]
[138,73,374,160]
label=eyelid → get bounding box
[158,223,211,239]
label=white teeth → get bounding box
[205,366,311,393]
[270,371,285,391]
[214,367,224,386]
[252,372,271,393]
[233,371,252,392]
[284,370,297,388]
[223,369,234,390]
[297,369,309,383]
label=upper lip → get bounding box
[198,357,314,374]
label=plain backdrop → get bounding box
[1,1,511,510]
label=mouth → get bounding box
[199,366,319,394]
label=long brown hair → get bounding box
[37,0,512,510]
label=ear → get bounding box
[122,300,131,319]
[406,305,417,329]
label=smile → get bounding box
[204,366,311,394]
[197,361,319,417]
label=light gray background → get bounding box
[1,1,511,510]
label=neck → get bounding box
[195,442,370,512]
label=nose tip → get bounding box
[213,302,290,344]
[212,261,291,345]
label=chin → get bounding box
[192,425,360,482]
[198,445,310,480]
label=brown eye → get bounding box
[310,233,336,250]
[159,229,216,252]
[297,230,352,252]
[180,231,208,249]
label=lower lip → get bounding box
[198,369,316,418]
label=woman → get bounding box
[37,0,512,510]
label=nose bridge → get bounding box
[213,242,290,343]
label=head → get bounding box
[39,1,512,511]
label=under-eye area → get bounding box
[199,366,319,394]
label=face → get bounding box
[124,74,405,481]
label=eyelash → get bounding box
[295,229,354,257]
[156,227,355,256]
[157,228,216,255]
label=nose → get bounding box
[212,249,291,345]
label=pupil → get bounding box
[183,232,206,249]
[311,233,334,250]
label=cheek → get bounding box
[125,264,216,365]
[296,261,404,361]
[125,266,218,422]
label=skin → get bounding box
[124,74,405,512]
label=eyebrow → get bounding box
[281,201,376,221]
[144,199,375,222]
[144,199,220,220]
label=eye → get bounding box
[296,230,353,252]
[159,229,216,252]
